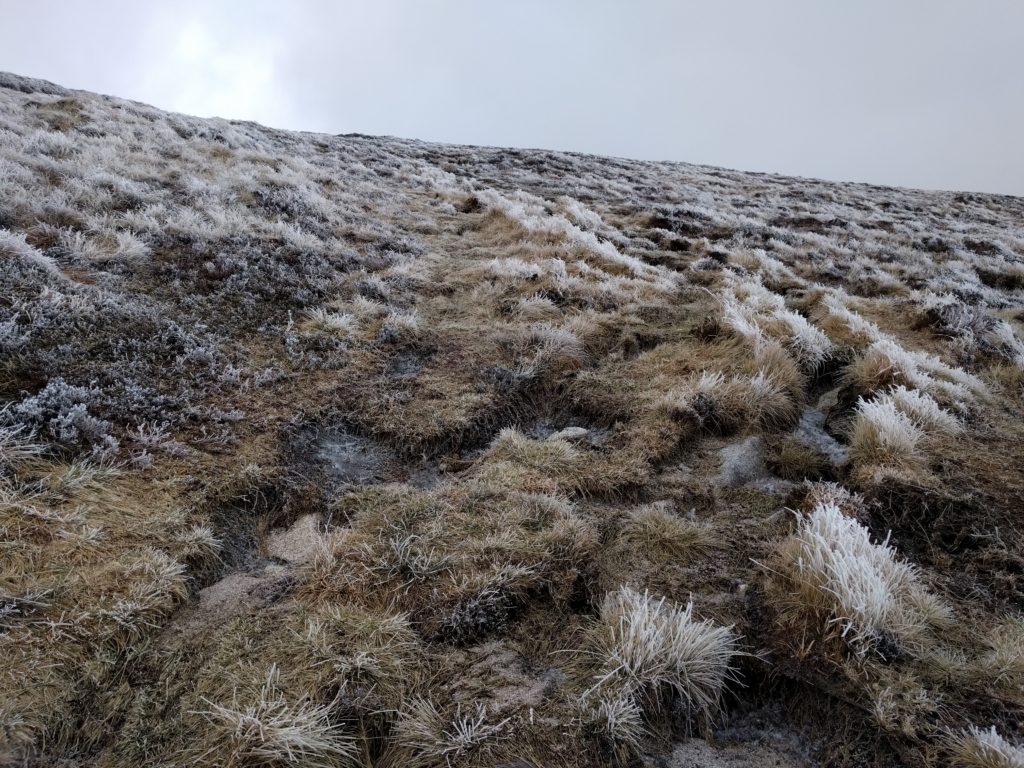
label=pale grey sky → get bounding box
[2,0,1022,195]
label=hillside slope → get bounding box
[2,72,1024,767]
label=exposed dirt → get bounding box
[310,425,445,490]
[162,561,293,641]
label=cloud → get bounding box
[0,0,1021,195]
[139,4,290,125]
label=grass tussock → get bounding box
[767,500,943,657]
[767,436,830,481]
[661,365,799,434]
[849,395,927,472]
[618,504,717,559]
[389,699,511,768]
[947,726,1024,768]
[191,665,358,768]
[575,690,646,763]
[475,427,654,497]
[583,587,738,735]
[300,483,599,643]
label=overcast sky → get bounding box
[2,1,1022,195]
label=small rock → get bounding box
[547,426,589,443]
[717,436,768,486]
[267,514,320,564]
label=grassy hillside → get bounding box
[2,71,1024,767]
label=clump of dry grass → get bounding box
[584,587,737,729]
[661,366,798,433]
[886,384,962,433]
[719,279,833,371]
[0,423,44,472]
[525,321,588,373]
[298,604,421,704]
[301,481,599,644]
[0,708,33,766]
[171,523,223,576]
[79,547,190,651]
[800,482,865,520]
[575,691,646,764]
[743,368,802,430]
[977,618,1024,690]
[378,308,422,343]
[919,293,1024,369]
[845,338,987,410]
[660,370,737,432]
[868,675,939,739]
[766,436,830,481]
[474,427,651,497]
[486,427,580,476]
[813,292,888,350]
[618,504,716,559]
[191,665,357,768]
[434,562,539,645]
[389,699,511,768]
[302,307,359,339]
[768,499,941,657]
[848,384,964,481]
[751,337,806,396]
[511,293,562,321]
[947,726,1024,768]
[849,395,926,472]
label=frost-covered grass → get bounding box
[771,500,942,655]
[850,395,927,470]
[586,587,737,727]
[2,70,1023,767]
[947,726,1024,768]
[720,278,833,371]
[394,699,510,768]
[845,338,989,414]
[192,665,357,768]
[661,365,799,433]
